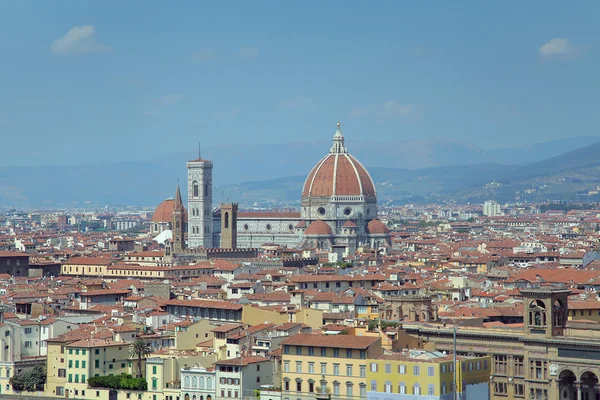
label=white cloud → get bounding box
[239,46,258,59]
[539,38,578,57]
[352,101,415,119]
[192,48,217,62]
[51,25,112,55]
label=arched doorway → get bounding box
[580,371,600,400]
[559,370,577,400]
[184,394,190,400]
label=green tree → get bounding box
[10,365,46,391]
[129,339,152,378]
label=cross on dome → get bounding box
[330,122,347,154]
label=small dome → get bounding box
[305,220,333,236]
[342,220,357,228]
[152,199,188,223]
[367,219,390,235]
[295,220,307,229]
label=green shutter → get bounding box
[75,360,79,368]
[152,366,157,374]
[68,374,72,382]
[82,361,86,368]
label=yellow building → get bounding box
[280,333,383,400]
[46,337,134,399]
[366,350,491,399]
[242,304,323,329]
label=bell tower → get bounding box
[220,203,238,249]
[171,182,186,253]
[187,153,213,248]
[521,288,570,338]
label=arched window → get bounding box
[199,376,205,389]
[206,377,213,389]
[184,376,190,388]
[224,212,229,229]
[192,376,197,388]
[413,383,420,395]
[193,182,199,197]
[204,184,208,196]
[385,381,392,393]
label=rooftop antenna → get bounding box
[198,141,201,159]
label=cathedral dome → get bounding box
[305,220,333,236]
[302,123,376,199]
[152,199,188,223]
[367,219,390,235]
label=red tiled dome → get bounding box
[367,219,390,235]
[305,220,333,236]
[342,220,357,228]
[302,153,376,198]
[152,199,188,223]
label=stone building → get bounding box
[404,288,600,400]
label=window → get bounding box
[346,383,353,397]
[284,362,290,372]
[95,349,100,355]
[333,382,340,395]
[399,364,406,374]
[296,347,302,356]
[333,349,339,358]
[413,384,421,395]
[69,349,73,355]
[68,360,73,368]
[494,382,508,394]
[309,381,314,393]
[296,381,302,392]
[68,374,72,383]
[360,350,366,359]
[308,347,314,356]
[152,378,158,390]
[296,361,302,373]
[360,384,367,397]
[82,375,86,383]
[321,363,327,375]
[75,360,79,368]
[360,365,366,377]
[514,357,524,377]
[24,341,32,348]
[494,355,508,375]
[308,363,314,374]
[514,383,525,397]
[428,366,435,376]
[370,363,378,372]
[152,366,157,374]
[476,361,481,370]
[24,328,32,334]
[284,381,290,391]
[82,361,86,368]
[95,360,100,368]
[321,348,327,357]
[283,346,290,355]
[384,381,392,393]
[346,365,352,376]
[333,364,339,376]
[385,364,391,373]
[530,360,547,380]
[428,384,435,396]
[346,349,352,358]
[413,365,420,375]
[371,380,377,391]
[441,364,447,373]
[58,369,66,378]
[399,383,406,394]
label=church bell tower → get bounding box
[187,154,213,248]
[171,182,186,253]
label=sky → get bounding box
[0,1,598,166]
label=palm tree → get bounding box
[129,339,152,378]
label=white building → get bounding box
[215,356,274,399]
[181,365,216,400]
[483,200,502,217]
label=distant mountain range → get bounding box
[1,136,600,208]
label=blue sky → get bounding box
[0,1,598,166]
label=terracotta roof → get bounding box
[305,220,333,236]
[342,220,357,228]
[367,219,390,235]
[281,333,380,349]
[166,299,242,311]
[215,356,270,366]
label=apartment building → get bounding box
[280,334,384,400]
[366,350,491,400]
